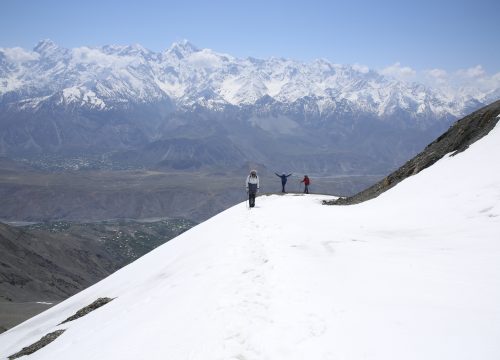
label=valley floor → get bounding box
[0,301,57,334]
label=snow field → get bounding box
[1,126,499,359]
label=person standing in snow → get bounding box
[246,170,260,208]
[300,175,310,194]
[275,172,292,193]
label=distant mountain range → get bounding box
[1,40,498,174]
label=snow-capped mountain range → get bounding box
[1,40,498,175]
[0,39,494,117]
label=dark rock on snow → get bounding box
[8,329,65,360]
[60,297,114,324]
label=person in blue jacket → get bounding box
[275,172,292,193]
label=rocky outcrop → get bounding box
[60,297,114,324]
[7,297,114,358]
[324,99,500,205]
[8,329,65,359]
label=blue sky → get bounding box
[1,0,499,74]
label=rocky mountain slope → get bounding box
[326,99,500,205]
[0,218,194,302]
[0,218,194,332]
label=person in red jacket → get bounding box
[300,175,310,194]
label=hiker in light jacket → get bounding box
[246,170,260,207]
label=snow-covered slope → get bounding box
[1,127,499,358]
[0,40,494,117]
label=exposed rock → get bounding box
[60,297,114,324]
[324,99,500,205]
[8,329,65,359]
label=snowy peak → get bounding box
[33,39,67,60]
[165,39,200,59]
[102,43,154,59]
[33,39,59,54]
[0,40,497,118]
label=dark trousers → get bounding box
[304,185,309,194]
[248,192,256,207]
[281,183,286,192]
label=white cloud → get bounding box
[422,68,449,86]
[187,49,224,69]
[450,66,499,91]
[457,65,486,78]
[373,61,499,101]
[380,62,416,79]
[425,68,448,79]
[71,47,139,68]
[352,63,370,74]
[0,47,40,63]
[418,65,500,100]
